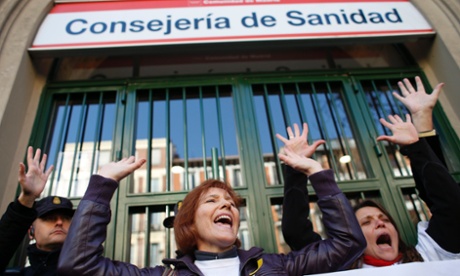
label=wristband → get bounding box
[418,129,436,138]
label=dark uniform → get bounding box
[0,196,73,275]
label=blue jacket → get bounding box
[58,170,365,275]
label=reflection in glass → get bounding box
[402,187,431,228]
[134,85,240,193]
[253,81,368,185]
[129,208,170,268]
[237,205,252,250]
[360,78,412,177]
[272,201,325,254]
[44,92,116,197]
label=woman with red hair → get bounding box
[58,147,365,275]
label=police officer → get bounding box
[0,147,73,275]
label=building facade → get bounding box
[1,0,459,269]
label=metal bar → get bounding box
[211,147,220,179]
[199,86,208,179]
[49,94,71,195]
[165,89,171,192]
[182,87,189,190]
[326,82,359,180]
[278,83,292,127]
[311,83,342,181]
[385,79,411,176]
[294,83,312,140]
[385,79,405,118]
[370,80,404,176]
[215,86,227,183]
[262,84,282,185]
[145,207,151,266]
[294,82,322,161]
[147,90,153,192]
[414,189,430,221]
[165,204,172,258]
[323,85,351,179]
[275,83,292,185]
[408,194,422,222]
[90,92,104,176]
[68,93,88,197]
[306,85,330,166]
[369,81,389,132]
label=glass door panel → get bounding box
[358,78,412,177]
[132,84,241,193]
[129,206,169,267]
[252,80,369,186]
[42,90,118,198]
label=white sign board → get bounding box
[317,259,460,276]
[30,0,434,51]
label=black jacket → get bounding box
[0,200,36,273]
[400,138,460,253]
[281,165,322,251]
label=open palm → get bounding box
[18,147,53,199]
[376,114,419,146]
[276,123,325,158]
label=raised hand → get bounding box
[278,147,323,176]
[376,114,419,146]
[276,123,325,158]
[97,156,146,182]
[393,76,443,132]
[18,146,54,208]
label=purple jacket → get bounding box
[58,170,365,275]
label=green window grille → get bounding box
[26,72,459,266]
[253,80,368,185]
[133,84,240,194]
[42,90,118,198]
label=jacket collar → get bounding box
[195,246,238,260]
[162,247,264,274]
[27,244,61,267]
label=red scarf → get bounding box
[363,253,403,267]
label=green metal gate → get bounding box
[28,71,460,266]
